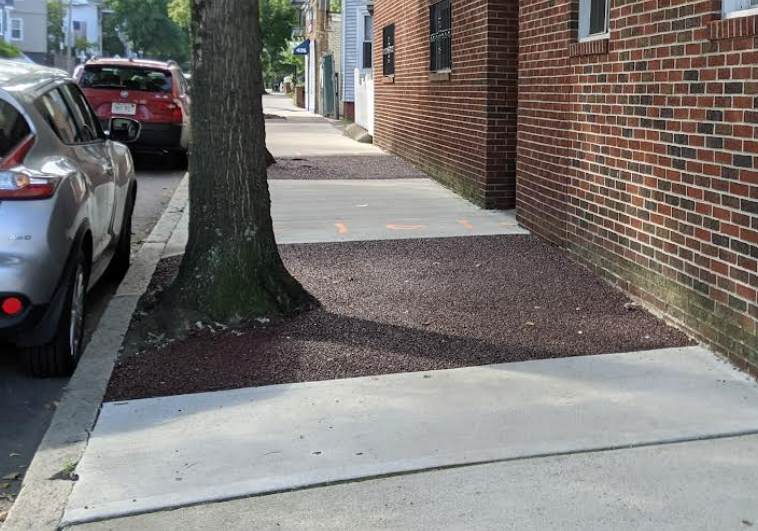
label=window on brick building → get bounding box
[578,0,609,42]
[429,0,452,72]
[723,0,758,19]
[382,24,395,77]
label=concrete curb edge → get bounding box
[2,174,190,531]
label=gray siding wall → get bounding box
[341,0,358,102]
[342,0,371,103]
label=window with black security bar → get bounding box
[382,24,395,76]
[429,0,451,72]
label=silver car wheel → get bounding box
[69,264,86,358]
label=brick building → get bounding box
[518,0,758,375]
[372,0,518,209]
[373,0,758,375]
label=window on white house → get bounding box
[10,18,22,41]
[578,0,609,42]
[723,0,758,19]
[362,15,373,69]
[73,21,81,31]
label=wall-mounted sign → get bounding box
[294,39,310,55]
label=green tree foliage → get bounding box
[267,46,303,85]
[0,40,21,59]
[102,13,126,57]
[167,0,296,83]
[167,0,190,30]
[47,1,65,54]
[106,0,189,64]
[260,0,298,84]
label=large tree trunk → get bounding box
[165,0,315,324]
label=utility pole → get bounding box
[66,0,73,73]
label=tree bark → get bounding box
[165,0,315,324]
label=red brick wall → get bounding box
[373,0,518,208]
[518,0,758,375]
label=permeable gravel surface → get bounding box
[268,155,427,180]
[106,235,693,401]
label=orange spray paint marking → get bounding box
[387,224,425,231]
[336,222,349,234]
[457,219,474,230]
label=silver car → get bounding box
[0,60,140,377]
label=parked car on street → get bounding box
[76,58,191,167]
[0,60,140,377]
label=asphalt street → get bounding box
[0,155,184,519]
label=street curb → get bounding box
[2,174,189,531]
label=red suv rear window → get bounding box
[80,65,173,94]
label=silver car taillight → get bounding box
[0,133,56,200]
[0,170,58,200]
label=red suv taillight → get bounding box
[150,99,184,123]
[167,100,184,123]
[0,134,57,200]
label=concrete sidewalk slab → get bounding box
[266,121,384,158]
[62,346,758,526]
[164,179,526,256]
[70,434,758,531]
[263,93,323,120]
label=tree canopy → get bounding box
[46,1,65,54]
[168,0,296,81]
[106,0,189,65]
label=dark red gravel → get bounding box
[106,235,693,401]
[268,156,426,180]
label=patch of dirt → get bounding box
[267,155,427,180]
[106,235,693,401]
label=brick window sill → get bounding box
[709,15,758,40]
[382,75,395,84]
[569,38,609,57]
[429,71,451,82]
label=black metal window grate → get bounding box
[382,24,395,76]
[430,0,451,72]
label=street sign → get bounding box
[293,40,310,55]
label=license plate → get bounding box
[111,103,136,115]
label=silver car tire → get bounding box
[21,249,89,378]
[106,188,135,280]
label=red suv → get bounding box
[76,58,191,166]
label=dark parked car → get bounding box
[76,58,191,167]
[0,60,140,376]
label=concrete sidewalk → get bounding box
[49,94,758,531]
[62,346,758,526]
[164,179,526,256]
[71,433,758,531]
[264,93,382,157]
